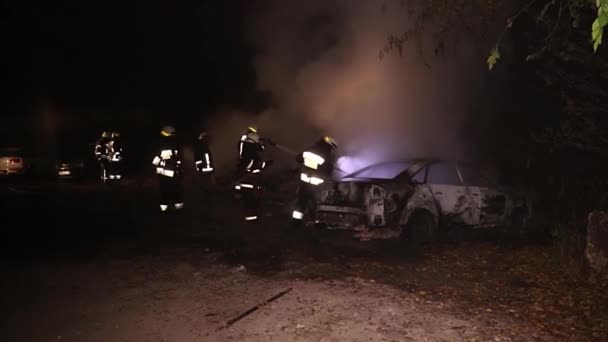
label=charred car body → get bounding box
[311,159,531,241]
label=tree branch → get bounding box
[545,0,563,41]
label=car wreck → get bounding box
[310,159,532,242]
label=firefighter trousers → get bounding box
[108,161,122,180]
[158,175,183,211]
[98,159,109,181]
[295,182,317,218]
[242,187,262,219]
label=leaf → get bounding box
[600,9,608,27]
[593,20,602,52]
[487,47,500,71]
[593,13,607,51]
[593,0,608,51]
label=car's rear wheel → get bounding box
[403,210,438,246]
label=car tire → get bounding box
[403,210,438,246]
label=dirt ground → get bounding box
[0,251,534,342]
[1,179,607,341]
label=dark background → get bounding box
[2,0,267,148]
[2,0,607,201]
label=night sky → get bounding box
[3,0,264,124]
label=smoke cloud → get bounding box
[209,0,494,175]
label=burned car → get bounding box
[312,159,531,242]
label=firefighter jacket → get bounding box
[152,138,183,179]
[94,137,110,161]
[297,139,336,186]
[238,132,265,172]
[107,138,123,162]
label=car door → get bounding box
[457,163,508,225]
[426,161,480,225]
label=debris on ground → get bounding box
[232,264,247,273]
[218,287,293,330]
[354,227,401,240]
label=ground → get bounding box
[1,177,607,341]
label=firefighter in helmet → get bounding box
[152,126,184,212]
[106,131,123,181]
[94,130,111,182]
[235,126,274,221]
[236,126,269,176]
[194,131,214,174]
[292,136,338,221]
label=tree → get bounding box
[382,0,608,154]
[487,0,607,70]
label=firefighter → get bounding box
[292,136,338,221]
[152,126,184,212]
[106,131,123,181]
[194,131,214,174]
[235,126,274,221]
[237,126,267,176]
[94,130,111,182]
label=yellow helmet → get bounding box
[101,131,110,138]
[247,126,258,134]
[161,125,176,137]
[323,136,338,149]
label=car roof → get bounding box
[341,158,500,186]
[341,158,494,178]
[342,159,431,180]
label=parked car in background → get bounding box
[312,159,532,243]
[54,141,95,180]
[0,147,27,176]
[56,159,87,179]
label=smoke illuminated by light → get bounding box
[335,155,370,178]
[208,0,496,174]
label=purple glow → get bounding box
[335,155,371,179]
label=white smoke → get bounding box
[209,0,495,174]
